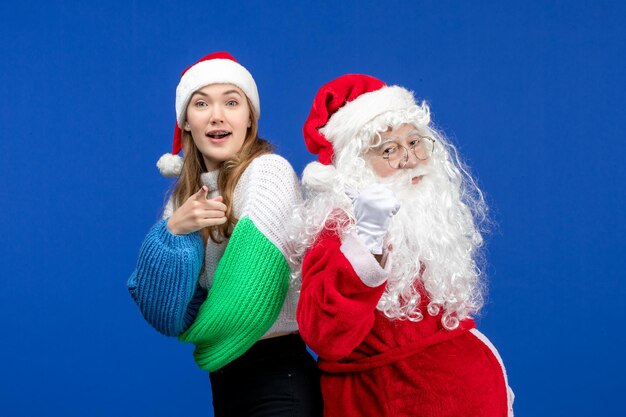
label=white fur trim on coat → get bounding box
[469,329,515,416]
[340,230,391,288]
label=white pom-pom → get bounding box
[302,161,337,193]
[156,153,183,177]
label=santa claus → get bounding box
[293,74,515,416]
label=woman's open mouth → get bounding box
[207,130,231,141]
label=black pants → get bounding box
[209,334,323,417]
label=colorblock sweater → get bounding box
[128,154,302,371]
[127,220,206,336]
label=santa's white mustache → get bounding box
[377,164,434,190]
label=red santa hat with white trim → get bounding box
[303,74,418,166]
[156,52,261,177]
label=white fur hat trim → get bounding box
[302,161,338,192]
[320,86,416,152]
[175,58,260,128]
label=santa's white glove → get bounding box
[347,184,401,255]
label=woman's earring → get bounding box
[247,119,252,128]
[185,122,190,130]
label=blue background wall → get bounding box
[1,1,624,416]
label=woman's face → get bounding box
[184,83,251,171]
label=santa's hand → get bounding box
[347,184,401,255]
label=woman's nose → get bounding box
[210,105,224,124]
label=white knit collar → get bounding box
[200,169,220,192]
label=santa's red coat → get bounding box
[297,228,514,417]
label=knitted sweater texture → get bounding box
[128,154,302,370]
[179,216,291,370]
[127,221,205,336]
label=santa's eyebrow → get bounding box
[378,139,398,146]
[380,130,422,142]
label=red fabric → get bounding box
[172,120,182,155]
[181,51,236,76]
[302,74,385,165]
[297,229,510,417]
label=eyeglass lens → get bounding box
[387,139,433,168]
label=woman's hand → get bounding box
[167,186,228,235]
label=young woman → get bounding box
[127,52,322,416]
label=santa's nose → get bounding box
[400,151,420,169]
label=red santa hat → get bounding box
[157,52,261,177]
[303,74,417,165]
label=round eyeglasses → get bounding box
[381,136,435,169]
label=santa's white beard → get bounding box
[376,162,484,329]
[293,155,485,330]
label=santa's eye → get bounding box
[383,146,398,154]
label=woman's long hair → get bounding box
[170,97,272,243]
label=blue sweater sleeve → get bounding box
[127,219,206,336]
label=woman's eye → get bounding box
[195,101,207,107]
[226,100,238,107]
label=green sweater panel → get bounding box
[179,216,290,371]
